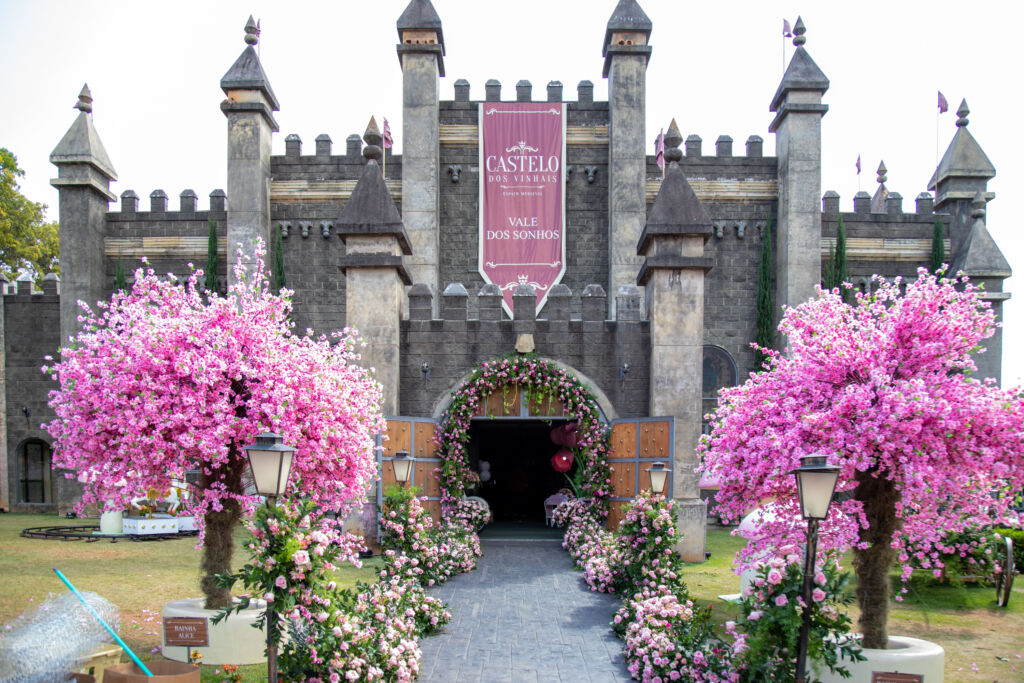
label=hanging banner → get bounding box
[479,102,566,316]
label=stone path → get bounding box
[418,539,632,682]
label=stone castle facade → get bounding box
[2,1,1011,560]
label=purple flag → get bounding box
[382,118,393,149]
[655,129,665,171]
[783,19,792,37]
[856,154,861,175]
[937,91,949,114]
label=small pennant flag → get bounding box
[856,154,861,175]
[382,118,393,149]
[654,129,665,171]
[937,91,949,114]
[783,19,792,37]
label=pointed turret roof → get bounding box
[770,18,828,112]
[336,119,411,255]
[870,161,888,212]
[928,100,995,190]
[949,192,1011,278]
[221,17,280,110]
[397,0,445,54]
[603,0,652,56]
[637,120,712,255]
[50,84,117,181]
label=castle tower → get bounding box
[929,100,996,256]
[604,0,652,316]
[336,118,412,542]
[397,0,444,307]
[220,17,279,285]
[769,17,828,311]
[637,120,713,562]
[50,84,117,344]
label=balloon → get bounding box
[479,471,491,482]
[478,460,490,472]
[550,426,565,446]
[551,448,574,473]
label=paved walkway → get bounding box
[418,539,632,682]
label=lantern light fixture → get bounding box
[646,461,669,497]
[243,432,295,503]
[393,450,413,485]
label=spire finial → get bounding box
[363,116,383,161]
[664,119,682,164]
[876,161,887,185]
[971,190,986,219]
[956,99,970,128]
[792,16,806,46]
[244,16,259,45]
[76,84,93,113]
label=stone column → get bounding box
[638,124,713,562]
[50,85,117,345]
[397,0,445,308]
[769,18,828,312]
[220,17,279,286]
[604,0,652,317]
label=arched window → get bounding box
[18,439,53,504]
[702,346,738,435]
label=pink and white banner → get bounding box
[479,102,566,316]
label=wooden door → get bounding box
[377,417,441,522]
[606,417,674,530]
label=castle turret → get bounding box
[220,16,279,285]
[50,84,117,344]
[769,17,828,310]
[929,100,996,256]
[949,192,1011,383]
[397,0,444,309]
[604,0,652,316]
[870,161,888,212]
[336,118,412,416]
[637,120,713,562]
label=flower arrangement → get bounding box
[732,550,863,680]
[379,484,482,587]
[215,490,453,682]
[434,354,612,516]
[450,497,491,532]
[555,493,737,681]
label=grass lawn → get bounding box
[2,513,1021,682]
[682,526,1024,682]
[0,512,381,682]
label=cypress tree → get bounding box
[824,243,836,291]
[273,226,286,292]
[755,214,774,368]
[114,257,127,292]
[835,215,849,303]
[205,219,218,295]
[931,217,945,274]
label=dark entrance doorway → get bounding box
[468,419,570,526]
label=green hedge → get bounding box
[994,527,1024,572]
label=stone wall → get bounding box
[398,284,649,420]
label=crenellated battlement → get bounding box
[111,188,227,218]
[399,281,650,418]
[271,133,401,182]
[3,273,60,299]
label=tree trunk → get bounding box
[852,467,901,649]
[199,448,246,610]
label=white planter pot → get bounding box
[161,597,267,665]
[99,510,123,534]
[813,635,944,682]
[123,516,179,535]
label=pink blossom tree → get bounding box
[700,270,1024,648]
[44,240,385,608]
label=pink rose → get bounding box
[812,588,827,602]
[292,549,311,567]
[275,575,287,589]
[766,569,783,585]
[775,594,789,607]
[263,592,274,604]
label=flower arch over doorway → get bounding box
[435,354,613,515]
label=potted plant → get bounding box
[701,270,1024,675]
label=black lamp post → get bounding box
[789,453,841,683]
[646,461,669,498]
[392,450,413,486]
[243,432,295,683]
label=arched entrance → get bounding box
[379,355,674,534]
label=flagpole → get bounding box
[382,115,387,179]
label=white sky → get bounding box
[2,0,1022,386]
